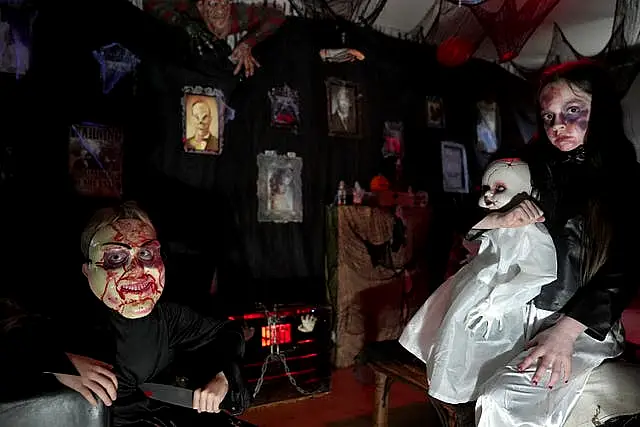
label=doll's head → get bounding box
[81,202,165,319]
[479,158,532,210]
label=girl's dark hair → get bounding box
[527,61,636,283]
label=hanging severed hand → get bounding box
[230,42,260,77]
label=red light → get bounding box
[261,324,292,347]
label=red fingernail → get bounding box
[548,386,553,390]
[564,380,568,384]
[532,380,538,385]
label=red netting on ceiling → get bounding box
[469,0,561,63]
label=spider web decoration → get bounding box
[92,43,140,94]
[469,0,561,63]
[287,0,386,27]
[506,0,640,99]
[444,0,487,4]
[510,23,583,81]
[410,0,484,48]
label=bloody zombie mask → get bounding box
[539,79,592,152]
[479,159,532,210]
[84,219,165,319]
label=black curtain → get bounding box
[1,0,532,317]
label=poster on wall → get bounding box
[0,5,34,76]
[426,96,445,128]
[326,78,361,138]
[441,141,469,194]
[476,100,500,170]
[382,121,404,158]
[257,152,303,223]
[182,85,227,155]
[268,84,301,133]
[69,124,123,198]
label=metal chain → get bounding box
[252,351,326,398]
[251,304,326,399]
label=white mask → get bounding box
[478,159,532,210]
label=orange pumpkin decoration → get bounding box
[370,174,390,192]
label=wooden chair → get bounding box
[357,340,475,427]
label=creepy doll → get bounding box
[399,158,557,404]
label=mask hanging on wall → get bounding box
[268,84,301,133]
[92,43,140,94]
[382,121,404,158]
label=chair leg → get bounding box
[373,372,392,427]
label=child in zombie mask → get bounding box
[144,0,285,77]
[76,201,248,426]
[400,158,557,404]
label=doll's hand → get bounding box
[298,314,317,333]
[55,353,118,407]
[230,42,260,77]
[465,300,503,339]
[193,372,229,413]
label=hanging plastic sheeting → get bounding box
[469,0,561,63]
[92,43,140,94]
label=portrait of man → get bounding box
[183,94,220,154]
[326,80,359,136]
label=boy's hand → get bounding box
[193,371,229,413]
[54,353,118,407]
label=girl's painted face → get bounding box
[84,219,165,319]
[539,79,592,152]
[479,159,532,210]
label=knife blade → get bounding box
[140,382,194,409]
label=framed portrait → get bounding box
[475,100,500,170]
[181,85,227,155]
[426,96,445,128]
[0,5,35,76]
[68,124,123,199]
[382,121,404,158]
[268,84,301,133]
[257,152,303,223]
[441,141,469,194]
[325,78,361,138]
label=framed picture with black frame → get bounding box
[326,78,362,138]
[441,141,469,193]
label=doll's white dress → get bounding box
[399,223,557,404]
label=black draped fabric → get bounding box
[2,0,532,313]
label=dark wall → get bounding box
[1,0,533,316]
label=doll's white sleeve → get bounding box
[465,224,557,333]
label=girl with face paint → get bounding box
[400,159,558,405]
[469,61,640,426]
